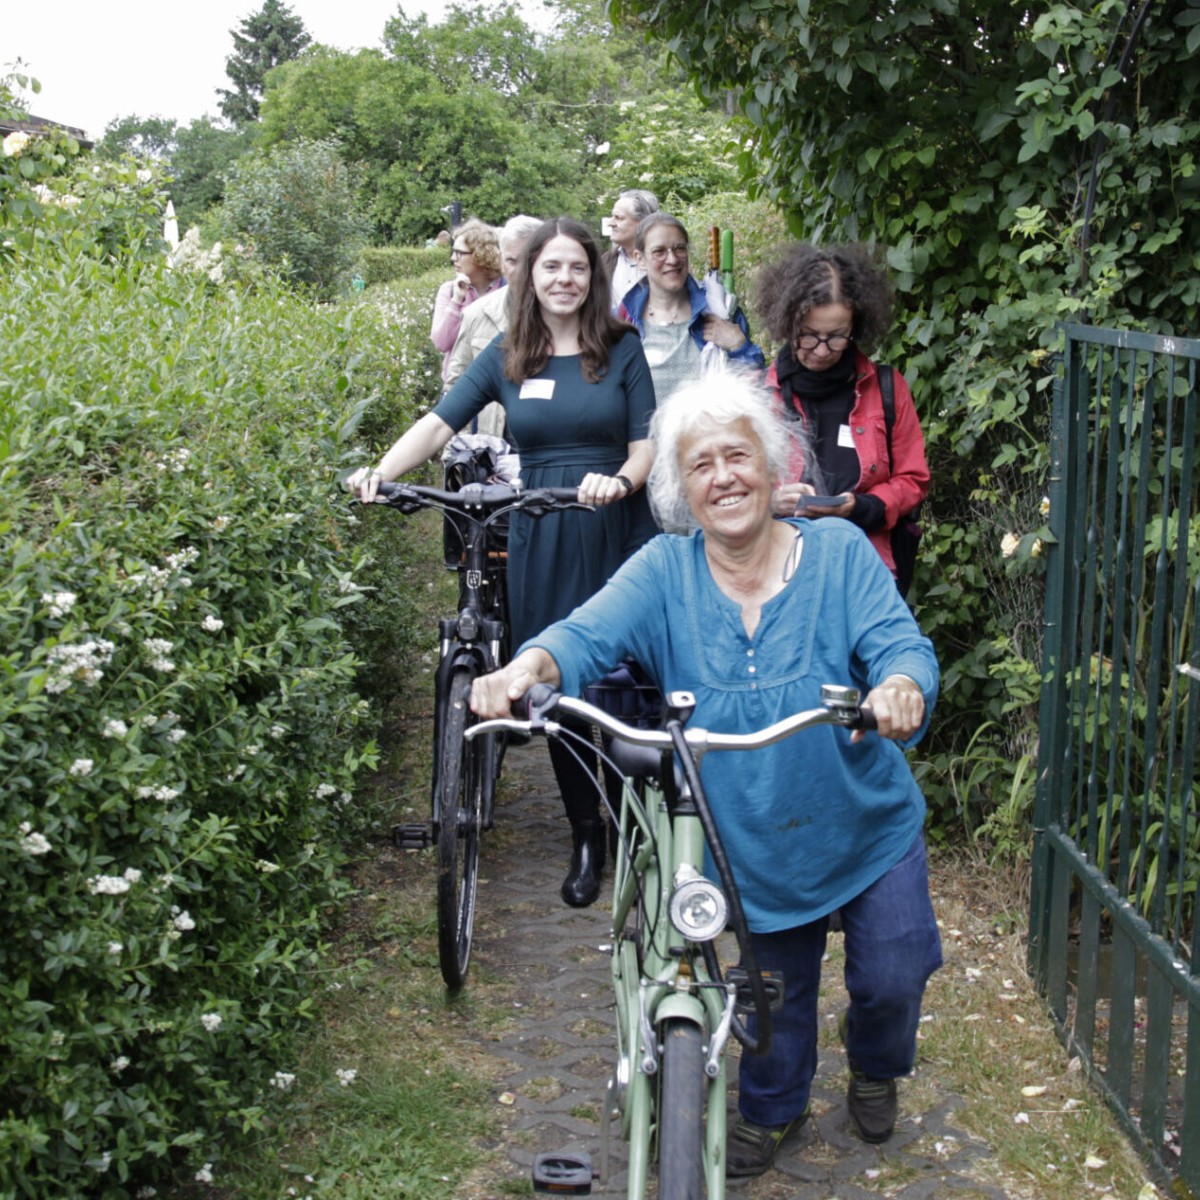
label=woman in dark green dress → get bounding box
[347,217,658,907]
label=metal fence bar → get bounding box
[1032,322,1200,1193]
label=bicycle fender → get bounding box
[653,992,708,1030]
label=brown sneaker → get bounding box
[838,1009,897,1143]
[847,1073,897,1143]
[726,1108,808,1177]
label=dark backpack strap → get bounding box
[878,364,895,470]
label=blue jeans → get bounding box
[737,832,943,1126]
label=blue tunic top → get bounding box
[524,518,940,931]
[434,332,659,646]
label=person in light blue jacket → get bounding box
[472,369,941,1179]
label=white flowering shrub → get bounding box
[0,210,423,1197]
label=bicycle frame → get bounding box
[605,749,736,1197]
[371,480,586,989]
[471,684,871,1197]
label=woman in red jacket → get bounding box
[755,243,929,584]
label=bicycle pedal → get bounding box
[392,822,432,850]
[727,967,786,1013]
[532,1152,593,1194]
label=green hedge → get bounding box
[0,234,427,1196]
[356,244,449,287]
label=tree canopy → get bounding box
[219,0,313,125]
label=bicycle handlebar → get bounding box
[469,683,877,748]
[373,480,586,512]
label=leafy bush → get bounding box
[597,89,743,209]
[356,244,448,286]
[217,136,372,299]
[0,224,421,1195]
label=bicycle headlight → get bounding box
[669,876,728,942]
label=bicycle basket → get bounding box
[441,433,518,567]
[582,659,663,730]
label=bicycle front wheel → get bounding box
[436,667,484,989]
[658,1019,706,1200]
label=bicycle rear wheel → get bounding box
[436,666,484,989]
[658,1019,706,1200]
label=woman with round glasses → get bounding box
[618,213,764,404]
[430,218,503,384]
[754,243,929,585]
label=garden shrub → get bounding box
[0,220,422,1195]
[356,244,448,286]
[216,137,372,300]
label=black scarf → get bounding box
[775,344,860,494]
[775,342,857,409]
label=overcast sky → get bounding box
[5,1,554,140]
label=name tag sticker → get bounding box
[837,423,856,449]
[520,379,556,400]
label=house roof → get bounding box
[1,114,93,150]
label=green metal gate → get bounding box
[1030,323,1200,1193]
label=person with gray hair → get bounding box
[471,368,942,1179]
[443,215,544,437]
[604,188,658,310]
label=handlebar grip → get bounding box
[534,487,585,502]
[854,707,878,731]
[512,683,560,720]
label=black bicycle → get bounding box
[368,476,587,988]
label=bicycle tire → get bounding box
[658,1019,706,1200]
[436,666,484,989]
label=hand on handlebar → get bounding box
[577,472,630,507]
[855,674,925,743]
[470,665,527,719]
[345,466,389,504]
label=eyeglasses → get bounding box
[647,243,689,263]
[450,247,472,259]
[794,331,853,352]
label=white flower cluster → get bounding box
[136,784,182,802]
[255,859,281,874]
[120,566,172,594]
[102,718,129,739]
[143,638,176,672]
[200,1012,222,1032]
[202,614,224,633]
[69,758,94,778]
[87,867,142,895]
[194,1163,214,1184]
[110,1057,130,1074]
[335,1067,358,1087]
[171,907,196,931]
[165,546,200,572]
[45,638,116,693]
[18,822,52,856]
[270,1070,297,1091]
[169,226,225,283]
[42,591,78,618]
[156,448,191,474]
